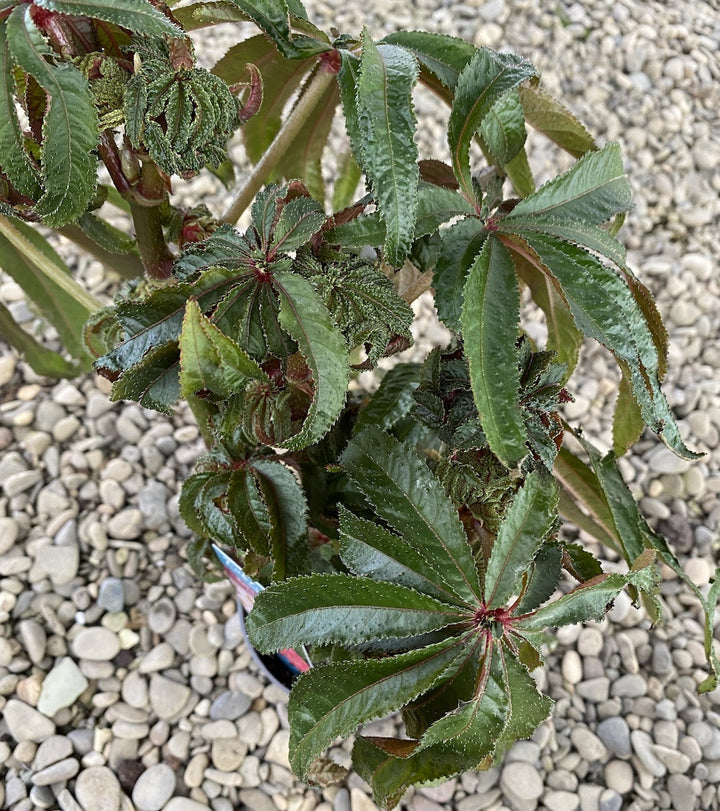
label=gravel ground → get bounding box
[1,1,719,810]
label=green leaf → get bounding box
[515,544,563,615]
[504,143,631,225]
[0,23,40,199]
[248,573,464,652]
[484,471,558,608]
[338,506,464,606]
[480,90,527,166]
[356,34,419,265]
[337,49,363,163]
[0,300,80,378]
[380,30,475,93]
[279,80,339,200]
[109,341,180,414]
[286,637,464,779]
[514,233,696,458]
[227,0,325,58]
[252,458,309,579]
[496,646,552,743]
[433,217,486,332]
[75,213,138,257]
[342,427,482,606]
[517,567,655,631]
[353,363,421,435]
[7,5,99,226]
[213,36,315,164]
[613,364,645,456]
[447,48,537,202]
[332,149,363,211]
[35,0,182,37]
[363,648,507,808]
[179,470,236,546]
[462,236,528,468]
[270,197,326,255]
[518,83,596,158]
[0,216,96,363]
[226,469,272,557]
[172,1,250,30]
[274,271,348,450]
[179,298,268,399]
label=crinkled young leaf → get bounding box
[356,34,419,266]
[342,427,482,606]
[248,573,465,653]
[35,0,182,37]
[361,648,507,808]
[513,233,697,458]
[480,90,526,167]
[252,458,309,579]
[286,637,465,780]
[504,143,631,225]
[0,300,80,378]
[213,36,315,164]
[517,567,656,631]
[0,23,40,199]
[518,83,596,158]
[338,506,464,606]
[484,471,558,608]
[447,48,537,202]
[109,341,180,414]
[270,197,326,255]
[179,299,268,400]
[353,363,421,435]
[7,5,98,226]
[462,236,528,468]
[433,217,486,332]
[274,271,348,450]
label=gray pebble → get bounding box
[210,689,252,720]
[97,577,125,612]
[599,788,622,811]
[31,756,80,786]
[74,765,122,811]
[596,717,631,757]
[71,627,120,661]
[610,673,647,698]
[132,763,176,811]
[148,597,177,635]
[37,657,88,717]
[18,618,47,664]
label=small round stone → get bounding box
[596,717,631,757]
[131,763,176,811]
[71,627,121,661]
[604,760,634,794]
[4,699,56,743]
[500,761,543,802]
[74,766,122,811]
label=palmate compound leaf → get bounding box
[7,5,98,227]
[273,271,349,450]
[506,232,698,459]
[461,235,528,469]
[247,573,466,653]
[447,48,538,203]
[341,427,483,607]
[283,637,466,781]
[356,33,420,266]
[484,470,558,609]
[35,0,182,37]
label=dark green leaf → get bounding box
[179,470,236,546]
[517,567,655,631]
[480,90,526,166]
[613,364,644,456]
[515,544,562,614]
[337,50,363,165]
[252,458,309,579]
[274,271,348,449]
[35,0,182,37]
[179,298,268,399]
[485,471,558,608]
[286,637,464,779]
[342,427,482,606]
[7,5,99,226]
[504,147,535,198]
[0,300,80,378]
[518,83,596,158]
[270,197,326,255]
[447,48,537,202]
[227,0,325,58]
[380,30,475,93]
[353,363,421,434]
[504,144,631,225]
[75,213,138,257]
[172,1,250,30]
[338,506,464,606]
[332,149,363,211]
[562,542,604,582]
[248,572,464,652]
[226,469,272,557]
[356,34,419,265]
[462,236,528,468]
[0,23,40,198]
[433,217,486,332]
[496,646,552,743]
[110,341,180,414]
